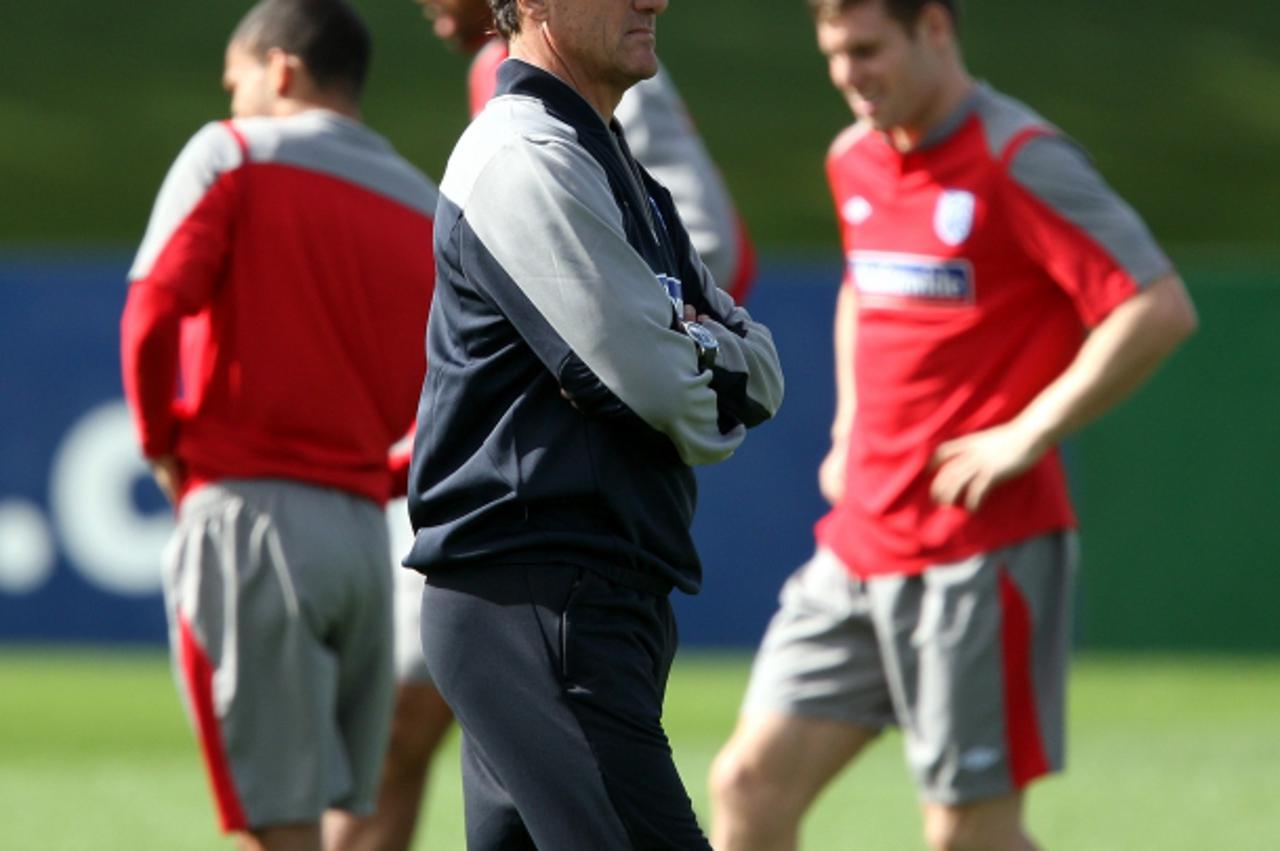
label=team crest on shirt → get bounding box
[933,189,976,246]
[841,195,873,225]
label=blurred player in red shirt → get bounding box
[710,2,1197,850]
[120,2,436,848]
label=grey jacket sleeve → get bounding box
[465,134,746,466]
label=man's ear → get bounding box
[265,47,297,98]
[518,0,549,26]
[919,2,955,48]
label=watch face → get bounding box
[684,321,718,350]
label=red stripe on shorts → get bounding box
[998,568,1050,788]
[177,614,248,832]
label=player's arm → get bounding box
[120,122,242,497]
[931,135,1198,511]
[463,136,756,466]
[387,425,416,499]
[931,273,1196,510]
[819,281,857,505]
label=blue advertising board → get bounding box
[0,254,842,647]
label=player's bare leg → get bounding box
[235,824,321,851]
[921,792,1039,851]
[325,681,455,851]
[711,711,878,851]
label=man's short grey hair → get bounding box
[488,0,520,38]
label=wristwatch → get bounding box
[682,321,719,372]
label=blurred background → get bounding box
[1,1,1277,848]
[4,0,1277,651]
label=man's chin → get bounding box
[625,53,660,83]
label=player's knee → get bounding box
[711,742,807,849]
[923,804,1021,851]
[710,743,757,810]
[710,741,791,821]
[923,810,969,851]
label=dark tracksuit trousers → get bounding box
[420,562,712,850]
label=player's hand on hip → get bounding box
[929,422,1048,512]
[819,440,848,506]
[149,454,182,505]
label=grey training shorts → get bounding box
[162,479,395,832]
[743,532,1077,804]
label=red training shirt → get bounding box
[815,84,1172,578]
[121,111,437,505]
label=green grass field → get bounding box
[1,648,1277,850]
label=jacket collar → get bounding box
[495,58,617,139]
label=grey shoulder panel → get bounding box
[439,93,579,213]
[236,112,438,217]
[130,121,244,281]
[1009,134,1172,287]
[971,85,1055,159]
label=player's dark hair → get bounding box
[232,0,372,98]
[488,0,520,38]
[806,0,961,34]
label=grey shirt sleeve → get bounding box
[1009,134,1173,290]
[465,134,746,466]
[129,122,243,282]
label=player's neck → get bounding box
[273,96,361,122]
[889,70,974,153]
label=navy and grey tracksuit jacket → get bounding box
[405,60,783,595]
